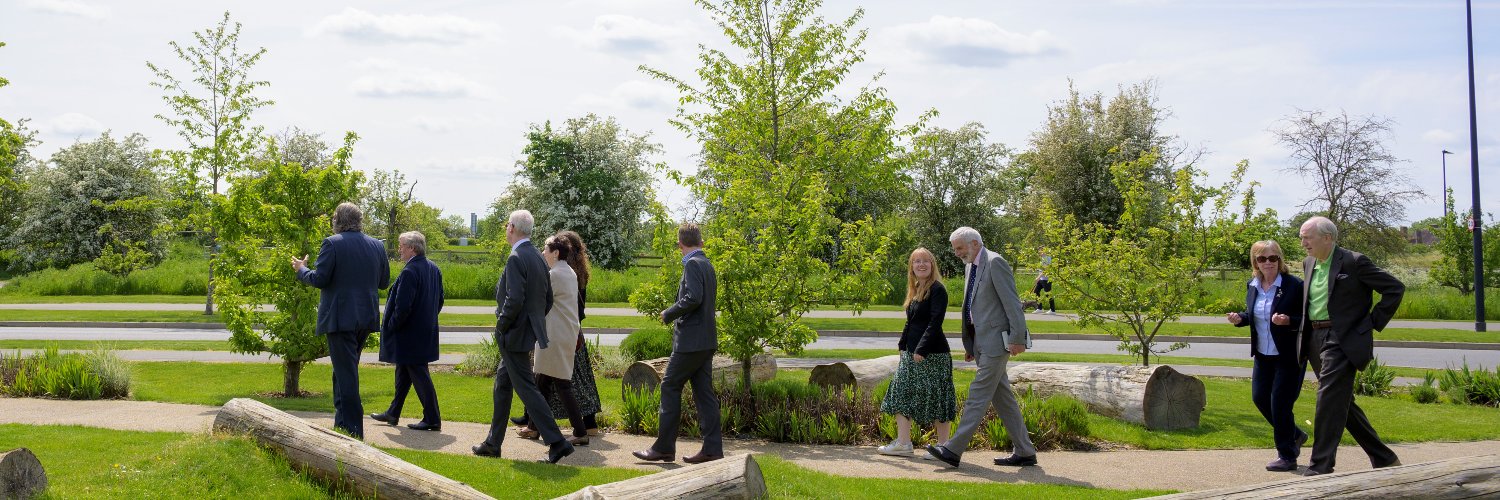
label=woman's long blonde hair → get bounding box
[1250,240,1290,283]
[903,247,944,309]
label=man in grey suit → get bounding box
[471,210,574,464]
[1298,216,1401,476]
[291,202,389,440]
[632,223,723,464]
[927,226,1038,468]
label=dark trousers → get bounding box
[327,331,368,439]
[537,374,586,437]
[1251,353,1307,461]
[1032,280,1055,311]
[484,349,564,446]
[1308,328,1398,472]
[651,349,723,456]
[387,363,440,424]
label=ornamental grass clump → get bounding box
[1,347,129,399]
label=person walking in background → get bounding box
[522,235,590,446]
[471,210,574,464]
[1298,216,1402,476]
[877,247,956,458]
[927,226,1037,468]
[632,223,723,464]
[513,231,603,437]
[1225,240,1306,472]
[1032,247,1056,314]
[370,231,444,432]
[290,202,389,440]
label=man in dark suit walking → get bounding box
[291,202,390,440]
[471,210,573,464]
[1298,216,1402,476]
[370,231,444,432]
[632,223,722,464]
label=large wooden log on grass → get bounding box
[1146,453,1500,499]
[1008,364,1205,430]
[213,398,492,500]
[808,355,901,392]
[556,454,766,500]
[622,354,776,394]
[0,448,47,500]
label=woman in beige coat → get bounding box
[523,235,588,445]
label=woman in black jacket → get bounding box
[1226,240,1307,472]
[877,248,956,457]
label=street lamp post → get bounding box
[1465,0,1486,333]
[1442,150,1454,216]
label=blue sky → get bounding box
[2,0,1497,226]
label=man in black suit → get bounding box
[471,210,573,464]
[1298,216,1402,476]
[370,231,444,432]
[291,202,390,440]
[632,223,722,464]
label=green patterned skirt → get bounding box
[879,351,956,425]
[546,342,602,417]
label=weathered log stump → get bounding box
[556,454,766,500]
[1008,364,1206,430]
[0,448,46,500]
[622,354,776,394]
[808,355,901,392]
[213,398,492,500]
[1146,454,1500,499]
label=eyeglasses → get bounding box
[1255,255,1281,264]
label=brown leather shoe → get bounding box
[515,427,540,440]
[632,449,674,462]
[683,452,724,464]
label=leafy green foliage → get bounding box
[1410,371,1441,404]
[1354,357,1396,397]
[619,326,673,362]
[1439,361,1500,407]
[905,122,1016,275]
[1,347,130,399]
[1429,189,1499,293]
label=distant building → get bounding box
[1402,226,1437,245]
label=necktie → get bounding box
[963,263,979,326]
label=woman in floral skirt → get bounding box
[877,247,956,456]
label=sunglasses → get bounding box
[1255,255,1282,264]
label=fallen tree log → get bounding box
[0,448,46,500]
[1008,364,1205,430]
[622,354,776,394]
[808,355,901,392]
[556,453,766,500]
[213,398,492,500]
[1145,453,1500,499]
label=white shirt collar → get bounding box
[511,237,530,253]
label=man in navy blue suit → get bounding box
[370,231,444,432]
[291,202,390,440]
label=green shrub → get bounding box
[619,386,660,435]
[454,336,500,377]
[619,327,673,362]
[1439,361,1500,407]
[590,343,634,379]
[1354,357,1396,397]
[980,387,1092,451]
[1,347,129,399]
[1410,371,1441,404]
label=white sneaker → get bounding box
[1048,310,1057,315]
[877,441,913,456]
[1032,308,1044,314]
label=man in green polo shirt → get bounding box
[1297,216,1404,476]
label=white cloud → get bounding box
[882,16,1062,68]
[21,0,107,19]
[348,59,490,99]
[572,80,675,111]
[1422,129,1457,144]
[561,14,688,55]
[411,116,455,133]
[311,7,492,44]
[417,156,517,178]
[46,112,104,136]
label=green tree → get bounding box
[1431,189,1485,294]
[905,122,1013,275]
[0,41,40,246]
[149,11,274,314]
[6,132,166,272]
[1041,151,1247,366]
[1205,164,1280,268]
[362,168,417,257]
[641,0,912,385]
[213,133,367,397]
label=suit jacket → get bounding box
[297,231,390,335]
[898,281,950,356]
[663,250,717,353]
[1300,247,1404,370]
[961,248,1031,358]
[380,254,443,364]
[494,240,554,353]
[535,260,580,379]
[1233,272,1305,360]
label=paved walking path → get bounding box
[0,302,1483,331]
[2,397,1493,492]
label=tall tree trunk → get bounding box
[204,230,216,315]
[283,360,303,397]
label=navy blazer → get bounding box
[1233,272,1305,361]
[380,254,444,364]
[494,240,553,353]
[899,282,950,356]
[663,250,717,353]
[298,231,390,335]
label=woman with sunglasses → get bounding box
[1225,240,1307,473]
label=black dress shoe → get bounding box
[510,415,529,426]
[1295,430,1308,449]
[471,441,501,458]
[1300,468,1330,476]
[683,452,723,464]
[568,435,590,446]
[407,421,441,432]
[541,440,574,464]
[632,449,674,462]
[925,444,961,468]
[993,454,1038,467]
[1266,458,1296,472]
[370,412,398,426]
[1373,458,1402,469]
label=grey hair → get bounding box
[949,226,983,247]
[332,202,363,233]
[508,209,535,237]
[1302,216,1339,242]
[398,231,427,255]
